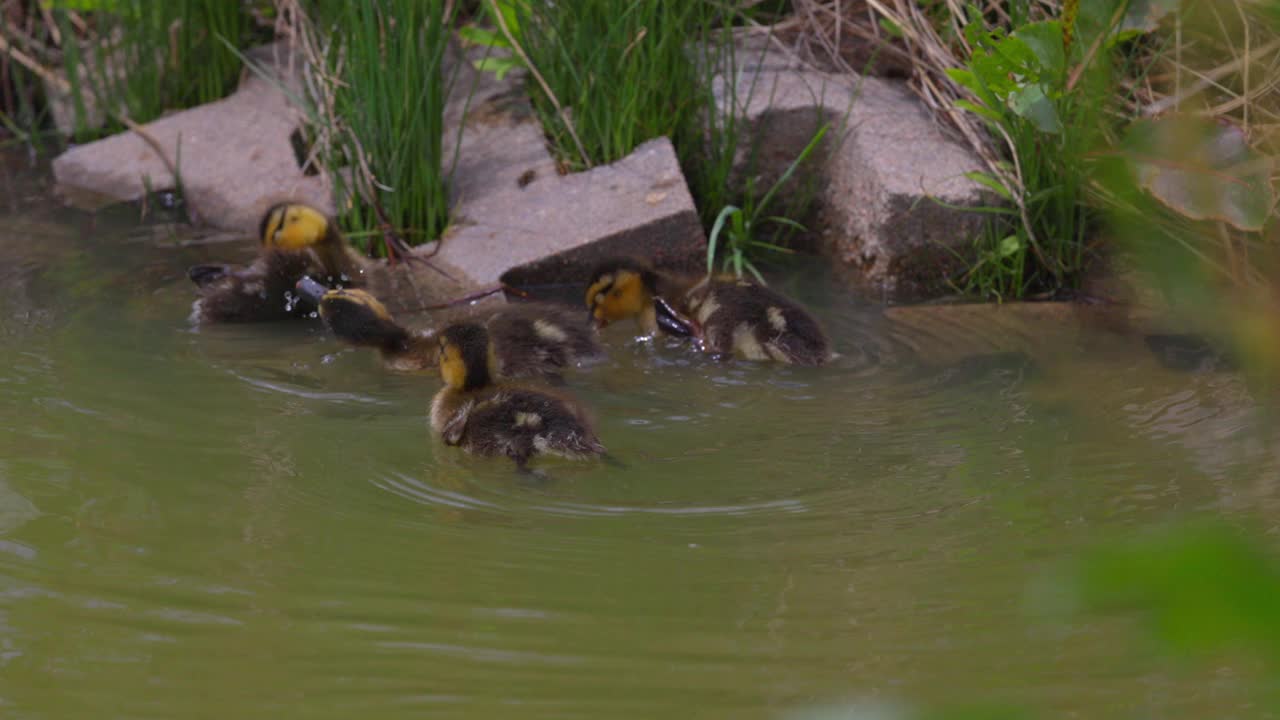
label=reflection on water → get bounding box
[0,153,1276,719]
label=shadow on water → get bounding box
[0,153,1276,719]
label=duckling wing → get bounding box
[693,281,831,365]
[463,389,606,462]
[191,251,319,323]
[440,398,475,446]
[486,304,604,380]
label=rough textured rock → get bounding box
[715,40,992,301]
[435,48,704,297]
[449,136,704,289]
[51,44,333,233]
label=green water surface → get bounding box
[0,155,1275,719]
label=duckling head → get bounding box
[259,203,336,251]
[311,285,410,351]
[438,323,494,392]
[585,258,660,329]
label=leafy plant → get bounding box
[513,0,718,173]
[47,0,255,138]
[456,0,524,81]
[1078,522,1280,666]
[304,0,456,253]
[945,12,1106,299]
[1122,115,1275,233]
[706,123,830,281]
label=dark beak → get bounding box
[294,276,329,307]
[654,296,697,337]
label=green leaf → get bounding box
[963,5,991,49]
[482,0,524,40]
[1008,84,1062,134]
[1075,0,1174,50]
[964,171,1013,201]
[458,25,508,48]
[41,0,120,8]
[954,99,1003,124]
[969,51,1018,101]
[707,205,741,273]
[754,123,829,219]
[878,17,904,38]
[763,216,807,232]
[1125,116,1275,232]
[945,68,979,93]
[1078,523,1280,663]
[1013,21,1066,80]
[997,235,1023,258]
[990,35,1039,77]
[474,56,521,81]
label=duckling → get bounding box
[189,202,427,325]
[585,257,832,365]
[188,203,372,324]
[430,322,606,467]
[296,277,603,381]
[254,202,373,284]
[188,249,318,323]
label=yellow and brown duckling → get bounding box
[430,322,606,468]
[296,278,604,382]
[585,257,833,365]
[188,248,318,324]
[188,203,376,324]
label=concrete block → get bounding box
[716,40,993,301]
[51,43,332,234]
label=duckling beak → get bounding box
[654,296,696,337]
[294,276,329,308]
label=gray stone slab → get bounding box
[51,43,332,234]
[437,136,704,289]
[715,40,993,301]
[435,47,705,293]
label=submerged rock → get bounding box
[714,39,992,301]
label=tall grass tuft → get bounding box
[512,0,716,174]
[304,0,454,252]
[504,0,826,275]
[51,0,253,138]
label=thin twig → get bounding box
[418,282,526,311]
[1144,36,1280,117]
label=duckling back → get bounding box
[190,250,317,323]
[685,279,831,365]
[485,303,603,380]
[436,387,606,464]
